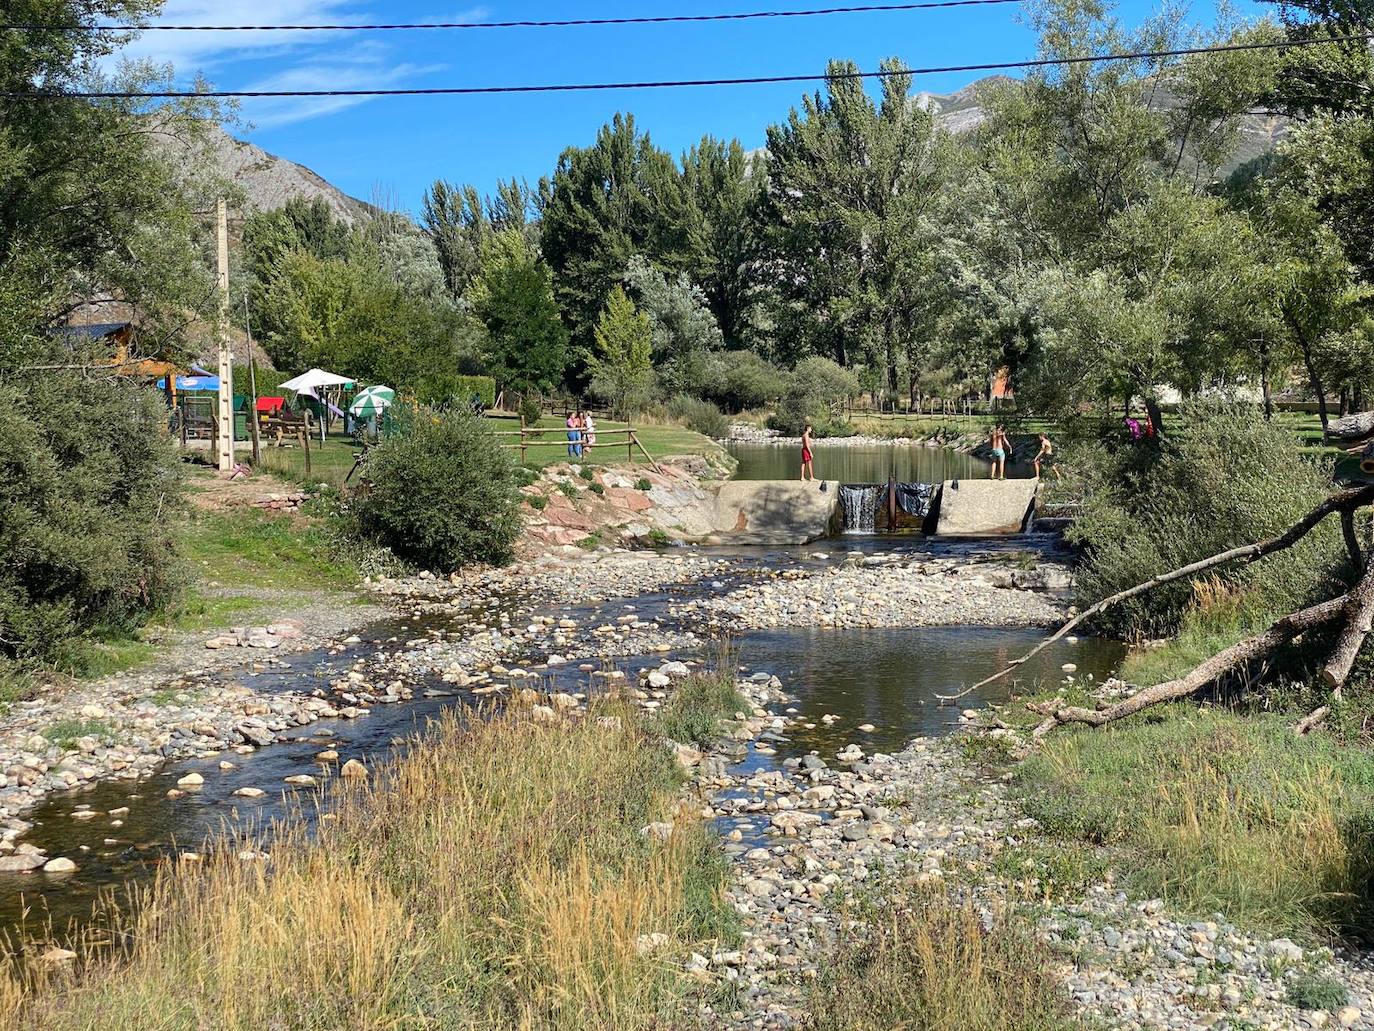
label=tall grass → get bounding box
[651,666,750,746]
[809,883,1077,1031]
[1018,709,1374,942]
[0,701,738,1029]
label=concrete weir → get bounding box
[934,478,1039,536]
[712,480,841,544]
[705,478,1040,542]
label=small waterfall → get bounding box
[839,484,884,533]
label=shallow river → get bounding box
[0,541,1121,945]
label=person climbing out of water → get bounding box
[1034,433,1062,480]
[801,424,815,483]
[989,425,1007,480]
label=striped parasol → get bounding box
[348,385,396,418]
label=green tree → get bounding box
[468,229,569,393]
[680,136,764,348]
[759,59,958,391]
[1,1,221,669]
[623,254,724,395]
[539,114,699,354]
[421,178,536,299]
[589,285,655,419]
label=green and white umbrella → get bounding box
[349,385,395,418]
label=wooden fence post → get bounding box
[302,427,312,479]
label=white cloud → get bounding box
[115,0,365,71]
[107,1,454,126]
[238,43,445,127]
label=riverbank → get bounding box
[6,519,1374,1029]
[692,681,1374,1030]
[0,667,777,1027]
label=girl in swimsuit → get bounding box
[801,424,815,482]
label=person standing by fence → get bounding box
[566,411,583,459]
[581,411,596,457]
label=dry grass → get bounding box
[809,883,1077,1031]
[0,701,738,1030]
[1019,709,1374,941]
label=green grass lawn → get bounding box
[253,434,363,488]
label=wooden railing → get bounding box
[487,425,662,472]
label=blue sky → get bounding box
[114,0,1268,214]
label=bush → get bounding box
[413,373,496,409]
[0,374,183,672]
[348,408,523,571]
[769,357,859,436]
[517,393,543,427]
[701,351,786,412]
[666,395,729,439]
[1068,402,1347,638]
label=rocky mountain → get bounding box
[160,124,377,225]
[915,74,1289,173]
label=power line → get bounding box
[4,31,1368,100]
[3,1,1022,33]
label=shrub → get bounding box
[1068,402,1346,638]
[0,374,183,672]
[768,356,859,436]
[413,373,497,409]
[651,669,747,746]
[589,482,605,496]
[702,351,786,412]
[517,393,543,427]
[667,395,729,439]
[348,407,523,571]
[526,495,548,511]
[636,478,653,491]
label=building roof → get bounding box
[57,322,132,341]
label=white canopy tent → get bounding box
[279,369,356,442]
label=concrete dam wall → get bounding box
[707,478,1039,543]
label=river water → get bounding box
[0,540,1121,946]
[727,441,1030,483]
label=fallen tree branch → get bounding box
[1321,542,1374,692]
[939,484,1374,704]
[1028,598,1346,736]
[1342,509,1363,569]
[1295,706,1331,736]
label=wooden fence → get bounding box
[488,425,662,472]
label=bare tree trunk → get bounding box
[941,484,1374,702]
[1030,599,1346,735]
[1343,509,1363,570]
[1321,545,1374,692]
[1295,328,1331,439]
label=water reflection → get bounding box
[727,442,1025,483]
[737,626,1122,759]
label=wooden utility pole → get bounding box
[244,291,261,465]
[215,198,235,472]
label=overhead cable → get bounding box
[5,31,1368,100]
[2,1,1023,33]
